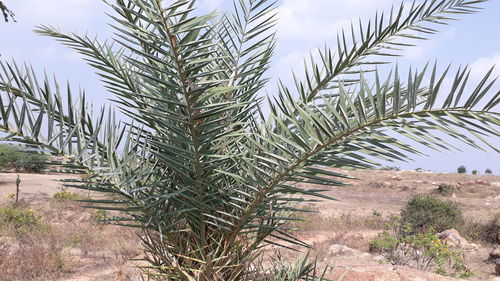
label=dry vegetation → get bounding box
[0,168,499,280]
[0,174,141,281]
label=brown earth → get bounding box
[0,169,499,280]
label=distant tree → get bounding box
[0,1,15,22]
[472,170,478,175]
[457,165,467,174]
[485,168,492,175]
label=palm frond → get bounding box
[283,0,488,103]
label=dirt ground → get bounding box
[0,169,499,280]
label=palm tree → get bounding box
[0,1,14,22]
[0,0,498,280]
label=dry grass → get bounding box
[0,198,140,281]
[292,208,390,233]
[0,234,67,281]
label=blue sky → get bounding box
[0,0,499,173]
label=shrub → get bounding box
[483,213,500,244]
[460,214,500,244]
[401,195,463,234]
[435,184,460,196]
[369,224,472,278]
[0,206,40,234]
[471,170,478,175]
[52,191,80,201]
[484,168,492,175]
[457,165,467,174]
[0,144,48,173]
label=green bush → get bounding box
[457,165,466,174]
[484,168,492,175]
[471,170,478,175]
[401,195,464,234]
[435,184,460,196]
[369,225,472,278]
[0,144,48,173]
[0,206,40,234]
[53,191,80,201]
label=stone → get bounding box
[328,265,464,281]
[490,246,500,262]
[489,246,500,276]
[327,244,361,256]
[438,229,476,250]
[463,180,490,186]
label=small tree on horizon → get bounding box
[457,165,467,174]
[0,0,498,280]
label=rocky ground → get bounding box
[0,169,499,281]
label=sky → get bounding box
[0,0,499,173]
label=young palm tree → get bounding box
[0,0,498,280]
[0,1,14,22]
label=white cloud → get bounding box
[470,53,500,78]
[199,0,224,11]
[272,0,394,87]
[277,0,393,46]
[7,0,109,27]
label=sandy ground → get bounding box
[0,173,79,203]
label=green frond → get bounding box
[279,0,488,103]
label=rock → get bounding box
[0,236,16,245]
[490,246,500,262]
[61,247,83,257]
[438,229,477,250]
[0,236,17,251]
[489,246,500,276]
[359,253,371,258]
[491,182,500,187]
[328,265,464,281]
[327,244,361,256]
[463,180,490,186]
[486,277,500,281]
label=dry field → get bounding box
[0,169,499,281]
